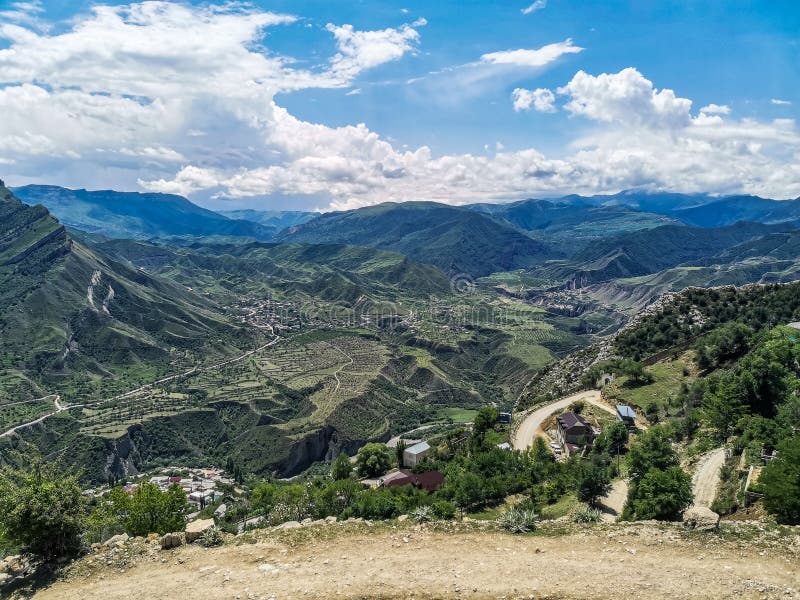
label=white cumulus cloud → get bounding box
[512,87,556,112]
[0,4,798,208]
[558,67,693,129]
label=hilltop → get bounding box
[12,185,277,241]
[277,201,555,276]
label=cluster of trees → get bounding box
[0,462,191,558]
[623,427,693,521]
[676,326,800,444]
[581,358,653,389]
[614,284,800,360]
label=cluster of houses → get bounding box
[147,467,232,509]
[552,404,637,458]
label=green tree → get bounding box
[627,426,678,483]
[703,374,747,441]
[104,482,188,536]
[355,443,393,478]
[0,463,87,558]
[628,467,692,521]
[395,439,407,469]
[250,482,277,514]
[593,421,629,456]
[470,407,499,451]
[452,471,484,519]
[759,437,800,524]
[577,462,612,507]
[331,452,353,480]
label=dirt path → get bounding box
[33,525,800,600]
[325,342,353,397]
[691,447,727,509]
[0,395,64,439]
[598,478,629,522]
[512,390,615,451]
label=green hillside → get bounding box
[0,182,259,405]
[277,201,555,276]
[217,209,317,230]
[471,199,676,253]
[12,185,276,241]
[92,239,451,303]
[542,222,789,285]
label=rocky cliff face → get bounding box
[100,407,389,482]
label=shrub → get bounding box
[96,483,188,537]
[410,505,433,523]
[199,526,224,547]
[499,507,538,534]
[572,506,602,523]
[628,467,693,521]
[431,500,456,520]
[759,437,800,524]
[355,444,393,478]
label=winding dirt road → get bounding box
[511,389,615,451]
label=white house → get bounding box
[402,441,431,468]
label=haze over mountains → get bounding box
[14,184,800,284]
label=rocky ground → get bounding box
[9,519,800,600]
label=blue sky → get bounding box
[0,1,798,210]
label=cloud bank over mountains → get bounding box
[0,1,797,209]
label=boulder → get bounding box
[397,515,409,523]
[276,520,301,530]
[160,532,185,550]
[683,506,721,531]
[325,515,337,524]
[185,518,215,543]
[0,556,22,575]
[103,533,129,547]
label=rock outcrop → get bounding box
[683,506,721,531]
[185,518,215,543]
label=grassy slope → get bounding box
[277,201,555,276]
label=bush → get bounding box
[431,500,456,520]
[199,526,224,547]
[499,507,538,534]
[95,483,189,537]
[410,505,433,523]
[572,506,602,523]
[0,463,87,558]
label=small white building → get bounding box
[403,441,431,468]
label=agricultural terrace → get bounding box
[73,330,393,439]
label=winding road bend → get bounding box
[511,389,615,451]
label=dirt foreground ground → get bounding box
[24,521,800,600]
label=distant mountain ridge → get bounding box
[276,201,556,276]
[217,208,317,230]
[12,185,277,241]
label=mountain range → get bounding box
[12,185,277,241]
